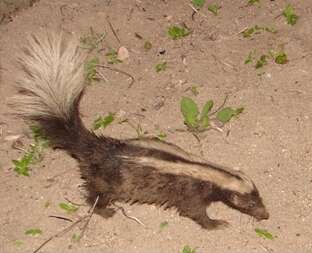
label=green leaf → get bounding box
[156,132,167,141]
[283,5,298,26]
[14,240,23,247]
[245,52,254,64]
[182,245,197,253]
[181,97,199,128]
[255,228,274,240]
[93,113,115,130]
[168,26,190,40]
[217,107,244,123]
[106,49,122,64]
[25,228,42,237]
[159,221,169,230]
[72,233,81,242]
[155,62,167,73]
[59,202,79,214]
[200,115,210,128]
[208,4,220,15]
[248,0,259,5]
[200,100,214,119]
[255,55,267,69]
[192,0,206,8]
[84,57,99,83]
[274,52,288,64]
[190,85,199,96]
[144,41,152,50]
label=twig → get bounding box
[208,95,229,116]
[32,216,88,253]
[48,215,73,222]
[188,4,207,18]
[112,203,145,226]
[64,197,87,207]
[32,196,99,253]
[96,64,135,88]
[79,196,99,239]
[106,17,121,44]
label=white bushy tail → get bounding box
[11,32,86,121]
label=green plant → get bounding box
[283,5,298,26]
[159,221,169,230]
[106,49,122,64]
[216,107,244,123]
[84,57,99,83]
[144,41,152,50]
[255,54,268,69]
[180,97,243,133]
[248,0,259,5]
[242,25,277,38]
[255,228,274,240]
[25,228,42,237]
[168,26,191,40]
[155,62,167,72]
[93,113,115,130]
[59,202,79,214]
[245,51,254,64]
[156,132,167,140]
[181,245,197,253]
[13,125,49,176]
[208,4,221,15]
[192,0,206,9]
[274,52,288,64]
[80,28,106,51]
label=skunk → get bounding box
[10,33,269,229]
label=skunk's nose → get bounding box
[255,208,269,220]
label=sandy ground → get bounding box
[1,0,312,252]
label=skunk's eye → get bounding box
[248,201,256,209]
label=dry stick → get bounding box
[96,64,135,88]
[32,216,88,253]
[64,197,87,207]
[32,196,99,253]
[48,215,73,222]
[208,95,229,116]
[79,195,99,239]
[106,17,121,44]
[112,203,145,226]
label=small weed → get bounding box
[80,28,106,51]
[156,132,167,141]
[242,25,277,38]
[248,0,260,5]
[25,228,42,237]
[255,228,274,240]
[106,49,122,64]
[181,245,197,253]
[93,113,115,130]
[59,202,79,214]
[274,52,288,64]
[84,57,99,83]
[245,51,254,64]
[283,5,298,26]
[192,0,206,9]
[159,221,169,230]
[168,25,191,40]
[14,240,23,247]
[208,4,221,15]
[190,85,199,96]
[217,107,244,123]
[71,233,82,243]
[255,55,268,69]
[144,41,152,50]
[13,125,48,176]
[180,97,243,133]
[155,62,167,72]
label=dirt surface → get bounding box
[1,0,312,252]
